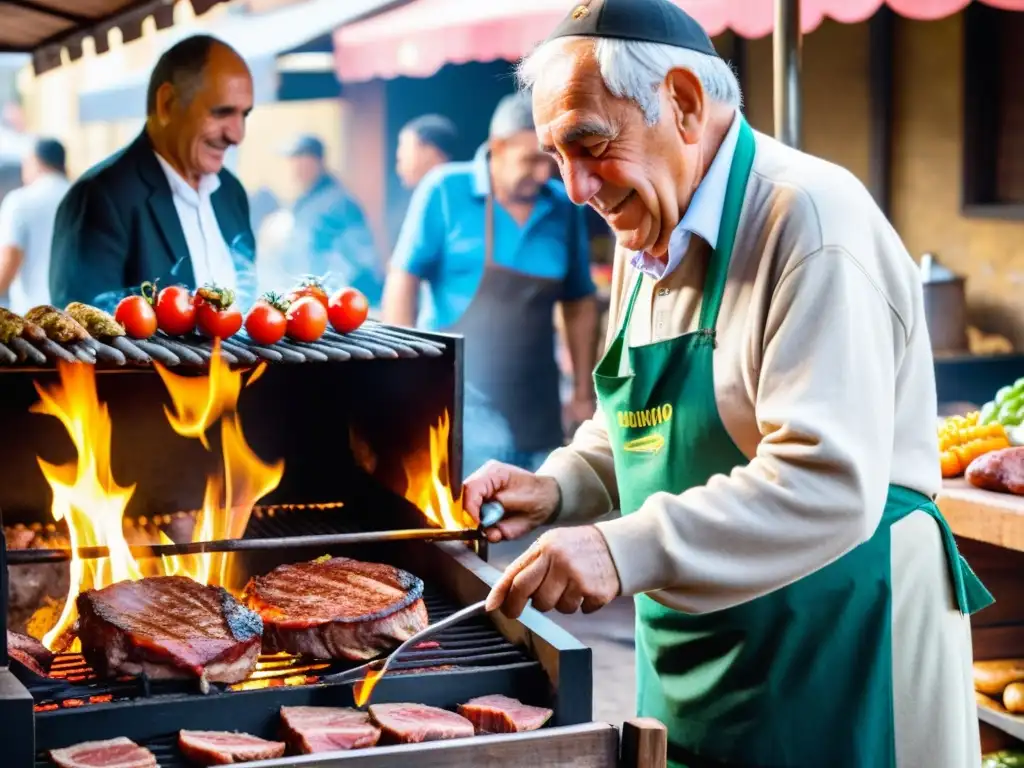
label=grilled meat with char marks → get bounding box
[6,630,54,676]
[25,305,89,343]
[279,707,381,753]
[243,557,428,660]
[76,576,262,685]
[458,694,553,733]
[65,302,125,338]
[369,703,475,744]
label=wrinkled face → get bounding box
[396,129,446,189]
[489,130,553,203]
[157,44,253,181]
[532,41,707,256]
[289,155,323,193]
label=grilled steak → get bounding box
[7,630,54,676]
[369,703,475,744]
[279,706,381,753]
[77,576,262,685]
[244,557,428,660]
[457,694,553,733]
[178,730,286,765]
[50,737,157,768]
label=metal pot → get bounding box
[920,253,968,354]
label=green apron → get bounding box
[592,117,993,768]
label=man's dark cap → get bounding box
[544,0,719,58]
[33,137,66,173]
[281,134,325,159]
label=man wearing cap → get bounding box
[50,35,257,312]
[383,94,600,476]
[279,133,383,306]
[463,1,989,765]
[0,137,70,312]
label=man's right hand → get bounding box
[463,461,561,543]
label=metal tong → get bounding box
[321,599,489,686]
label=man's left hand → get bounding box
[485,526,621,619]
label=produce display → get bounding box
[985,751,1024,767]
[981,378,1024,432]
[939,412,1010,479]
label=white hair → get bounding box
[516,36,742,125]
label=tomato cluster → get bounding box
[114,276,369,345]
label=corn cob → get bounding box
[938,412,1010,478]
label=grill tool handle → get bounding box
[479,501,505,528]
[322,600,489,688]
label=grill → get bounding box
[0,323,616,768]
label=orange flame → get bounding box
[32,344,283,650]
[402,411,474,530]
[32,362,141,650]
[353,663,386,707]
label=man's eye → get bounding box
[584,141,609,158]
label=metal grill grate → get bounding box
[22,587,526,714]
[0,321,447,368]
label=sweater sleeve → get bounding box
[594,246,905,613]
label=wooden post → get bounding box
[620,718,668,768]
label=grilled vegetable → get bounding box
[0,307,24,345]
[938,412,1010,478]
[115,295,157,339]
[245,293,288,345]
[286,296,327,343]
[328,287,368,334]
[24,305,89,344]
[65,302,125,339]
[195,284,242,339]
[154,284,197,336]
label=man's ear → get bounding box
[665,68,706,144]
[155,82,177,127]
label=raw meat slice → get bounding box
[7,630,54,676]
[178,730,286,764]
[457,694,553,733]
[369,702,475,744]
[279,706,381,753]
[76,575,262,685]
[49,737,157,768]
[243,557,428,660]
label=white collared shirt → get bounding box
[154,152,237,291]
[631,110,742,279]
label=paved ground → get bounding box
[487,531,637,726]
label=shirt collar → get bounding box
[154,152,221,206]
[630,110,742,278]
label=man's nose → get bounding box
[226,117,245,145]
[560,161,602,206]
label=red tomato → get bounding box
[196,302,242,339]
[154,285,196,336]
[286,296,328,342]
[287,277,329,309]
[114,295,157,339]
[245,300,287,345]
[328,287,369,334]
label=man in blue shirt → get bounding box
[383,94,599,476]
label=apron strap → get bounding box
[697,117,757,333]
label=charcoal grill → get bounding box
[0,323,660,768]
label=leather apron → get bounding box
[448,194,566,456]
[592,117,993,767]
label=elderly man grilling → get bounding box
[463,1,990,766]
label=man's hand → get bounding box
[485,527,620,619]
[463,461,561,543]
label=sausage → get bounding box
[9,337,47,365]
[974,659,1024,695]
[966,448,1024,495]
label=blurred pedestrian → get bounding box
[49,35,257,312]
[383,93,599,476]
[0,137,70,313]
[280,134,384,306]
[396,114,458,190]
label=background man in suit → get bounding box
[49,35,257,311]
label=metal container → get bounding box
[920,253,969,355]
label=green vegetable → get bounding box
[996,385,1016,404]
[983,750,1024,768]
[980,401,998,425]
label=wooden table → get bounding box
[938,481,1024,752]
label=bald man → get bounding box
[50,35,257,311]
